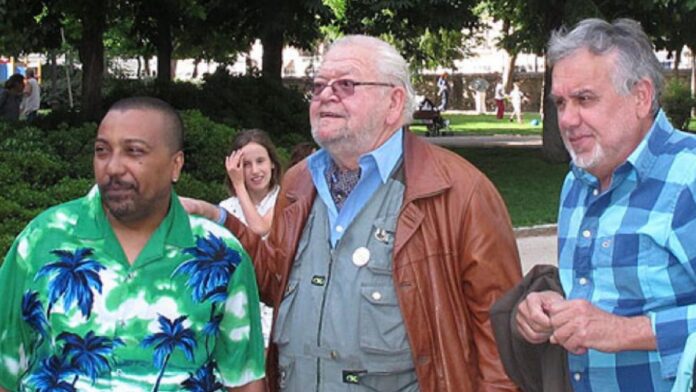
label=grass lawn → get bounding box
[410,112,543,135]
[452,147,569,227]
[413,112,696,135]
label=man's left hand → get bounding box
[546,299,656,355]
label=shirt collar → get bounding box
[307,128,404,183]
[75,185,194,249]
[571,109,674,187]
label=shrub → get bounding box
[199,70,311,143]
[181,110,237,182]
[662,79,696,131]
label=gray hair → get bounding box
[548,18,664,114]
[328,35,417,124]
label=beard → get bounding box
[311,115,381,159]
[99,177,150,222]
[562,134,605,171]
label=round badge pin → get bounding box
[352,247,370,267]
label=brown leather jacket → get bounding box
[225,131,523,391]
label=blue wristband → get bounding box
[216,206,228,225]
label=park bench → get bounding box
[411,109,449,136]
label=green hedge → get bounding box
[0,111,239,255]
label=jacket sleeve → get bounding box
[459,175,523,391]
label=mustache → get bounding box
[100,178,137,192]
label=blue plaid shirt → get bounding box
[558,110,696,392]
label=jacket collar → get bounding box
[282,131,452,206]
[402,130,452,202]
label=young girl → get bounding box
[219,129,282,237]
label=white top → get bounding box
[509,88,524,107]
[22,78,40,113]
[219,185,280,226]
[494,82,505,100]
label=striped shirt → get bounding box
[558,110,696,392]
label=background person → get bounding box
[515,18,696,392]
[21,68,40,122]
[0,74,25,121]
[494,76,506,119]
[436,71,449,111]
[508,82,528,123]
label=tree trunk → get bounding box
[136,57,142,79]
[504,52,518,92]
[541,61,570,163]
[192,58,200,79]
[144,55,151,77]
[78,0,107,120]
[156,16,173,83]
[261,29,283,81]
[673,46,682,75]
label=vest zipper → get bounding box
[315,248,337,391]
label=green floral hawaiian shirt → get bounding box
[0,186,265,391]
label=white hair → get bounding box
[327,35,417,124]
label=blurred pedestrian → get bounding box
[0,74,25,121]
[21,68,40,122]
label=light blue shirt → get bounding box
[557,110,696,391]
[307,129,404,247]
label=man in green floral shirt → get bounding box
[0,97,265,391]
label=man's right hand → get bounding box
[515,290,565,344]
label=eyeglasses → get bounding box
[310,79,395,100]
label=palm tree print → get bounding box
[22,291,50,337]
[57,331,124,385]
[142,314,198,392]
[26,354,78,392]
[20,291,51,381]
[173,234,241,304]
[181,361,224,392]
[173,234,241,356]
[35,248,105,318]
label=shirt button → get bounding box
[371,291,382,301]
[118,319,126,327]
[126,272,135,281]
[116,369,124,376]
[574,372,582,381]
[336,225,344,233]
[582,230,592,238]
[602,240,611,248]
[579,277,588,286]
[330,350,338,359]
[592,189,599,196]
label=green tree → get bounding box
[329,0,481,70]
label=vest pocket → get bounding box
[358,285,411,355]
[273,279,299,347]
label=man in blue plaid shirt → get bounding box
[515,18,696,391]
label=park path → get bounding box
[424,134,542,148]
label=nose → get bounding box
[103,153,126,177]
[557,102,581,131]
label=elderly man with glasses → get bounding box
[184,35,522,392]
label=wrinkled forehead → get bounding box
[316,45,378,80]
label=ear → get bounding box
[632,78,654,119]
[171,151,184,183]
[385,87,406,126]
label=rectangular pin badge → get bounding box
[342,370,363,384]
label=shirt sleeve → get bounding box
[212,245,266,387]
[0,230,34,390]
[651,184,696,378]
